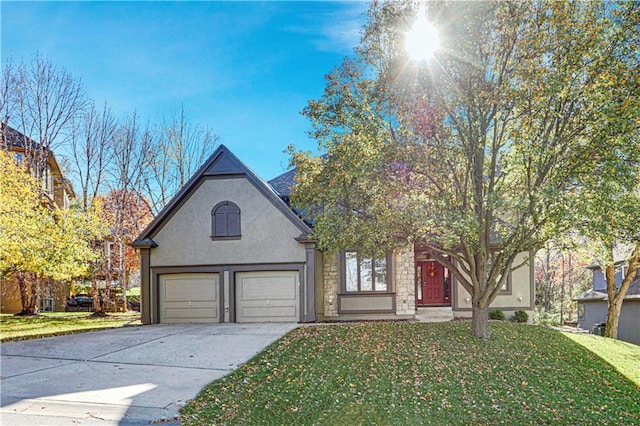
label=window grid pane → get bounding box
[214,213,228,236]
[345,252,358,292]
[360,257,373,291]
[375,257,387,291]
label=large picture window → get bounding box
[343,251,389,292]
[211,201,241,239]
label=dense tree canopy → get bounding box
[291,0,640,338]
[0,150,106,314]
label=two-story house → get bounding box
[0,124,75,313]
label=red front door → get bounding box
[416,261,445,305]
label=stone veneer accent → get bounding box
[394,246,416,315]
[322,247,416,318]
[323,252,340,317]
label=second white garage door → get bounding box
[159,273,220,323]
[235,271,299,322]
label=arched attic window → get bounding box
[211,201,241,240]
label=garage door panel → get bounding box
[236,271,299,323]
[238,306,296,319]
[165,307,218,321]
[239,276,297,301]
[163,278,218,302]
[159,273,220,323]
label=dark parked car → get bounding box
[75,293,93,307]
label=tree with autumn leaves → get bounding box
[290,1,640,338]
[1,53,217,315]
[92,189,153,313]
[0,150,106,314]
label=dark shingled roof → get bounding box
[572,289,607,301]
[268,169,296,198]
[574,275,640,301]
[268,168,318,227]
[627,276,640,296]
[0,124,42,150]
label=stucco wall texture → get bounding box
[150,178,306,267]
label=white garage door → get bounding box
[159,273,220,323]
[235,271,299,322]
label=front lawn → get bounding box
[0,311,141,342]
[181,321,640,425]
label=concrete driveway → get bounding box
[0,323,299,425]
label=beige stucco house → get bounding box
[133,145,534,324]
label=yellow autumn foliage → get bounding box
[0,150,107,281]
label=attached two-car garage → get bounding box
[158,271,299,324]
[134,145,317,324]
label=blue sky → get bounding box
[1,1,368,179]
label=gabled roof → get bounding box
[0,124,42,150]
[573,276,640,301]
[1,124,76,200]
[572,289,607,302]
[268,168,296,198]
[132,144,310,247]
[268,168,319,227]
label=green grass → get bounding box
[561,331,640,386]
[126,287,140,297]
[0,311,141,342]
[181,321,640,425]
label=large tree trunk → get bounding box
[17,272,30,313]
[103,266,111,312]
[91,274,104,315]
[604,249,639,339]
[16,273,38,315]
[471,300,490,339]
[28,277,39,313]
[604,299,622,339]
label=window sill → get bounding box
[339,291,395,296]
[210,236,241,241]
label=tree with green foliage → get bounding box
[290,1,640,338]
[574,161,640,339]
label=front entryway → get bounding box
[415,260,451,307]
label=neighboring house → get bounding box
[574,263,640,345]
[0,124,75,313]
[0,124,74,209]
[133,145,534,324]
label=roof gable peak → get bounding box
[204,144,246,176]
[133,144,310,244]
